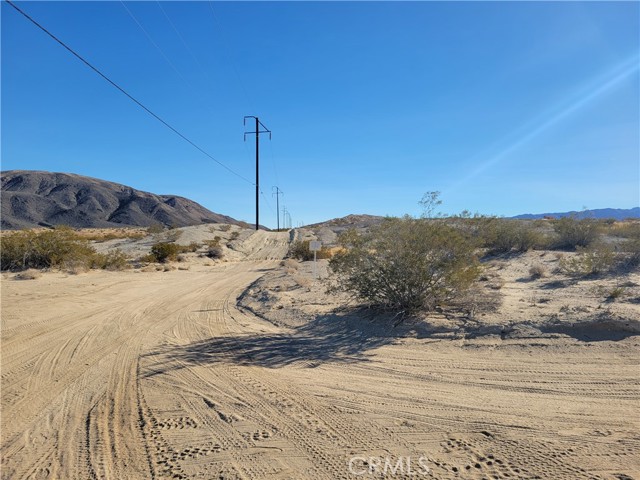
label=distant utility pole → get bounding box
[272,186,283,231]
[244,116,271,230]
[282,205,289,229]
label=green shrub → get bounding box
[149,242,180,263]
[1,227,96,271]
[329,217,480,314]
[552,217,601,250]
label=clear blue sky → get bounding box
[2,1,639,227]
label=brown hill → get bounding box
[1,170,245,230]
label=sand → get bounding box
[1,231,639,479]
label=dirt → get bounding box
[1,232,639,479]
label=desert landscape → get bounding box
[1,218,639,480]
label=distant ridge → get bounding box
[512,207,640,220]
[1,170,248,230]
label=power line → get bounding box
[120,1,196,93]
[156,1,211,87]
[5,0,254,185]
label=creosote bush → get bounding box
[1,227,96,271]
[1,227,131,271]
[329,217,481,314]
[149,242,181,263]
[558,244,616,277]
[552,217,601,250]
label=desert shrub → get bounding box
[618,238,640,269]
[165,229,183,242]
[558,244,616,277]
[93,249,130,271]
[288,240,332,261]
[552,217,601,250]
[220,224,232,232]
[529,264,547,279]
[182,242,201,253]
[606,286,626,301]
[204,237,221,248]
[329,217,481,314]
[149,242,180,263]
[205,245,223,259]
[147,223,165,235]
[606,221,640,239]
[1,227,96,271]
[229,231,240,241]
[82,230,146,242]
[481,219,547,254]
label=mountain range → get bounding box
[1,170,247,230]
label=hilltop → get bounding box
[1,170,247,230]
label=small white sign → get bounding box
[309,241,322,251]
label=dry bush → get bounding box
[619,238,640,269]
[1,226,97,271]
[552,217,602,250]
[529,264,547,279]
[329,217,481,314]
[165,229,183,242]
[219,224,232,232]
[229,231,240,241]
[559,244,616,277]
[146,224,165,235]
[91,249,130,271]
[13,269,41,280]
[606,221,640,239]
[480,219,547,254]
[288,240,333,261]
[81,230,146,242]
[205,246,223,259]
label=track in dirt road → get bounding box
[2,229,639,479]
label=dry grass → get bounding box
[529,264,548,279]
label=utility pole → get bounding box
[282,205,288,230]
[272,186,283,231]
[244,116,271,230]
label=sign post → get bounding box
[309,241,321,279]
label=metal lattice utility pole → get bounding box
[272,186,283,231]
[244,116,271,230]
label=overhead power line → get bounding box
[5,0,253,185]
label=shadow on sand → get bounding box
[141,308,639,378]
[141,309,454,377]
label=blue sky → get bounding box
[2,1,639,227]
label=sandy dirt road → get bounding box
[2,230,639,479]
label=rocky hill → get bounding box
[1,170,245,230]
